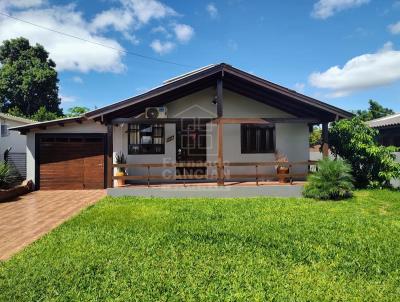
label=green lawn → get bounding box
[1,191,400,301]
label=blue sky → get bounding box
[1,0,400,113]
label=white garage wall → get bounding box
[26,121,107,187]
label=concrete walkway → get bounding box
[0,190,105,261]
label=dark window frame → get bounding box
[240,124,275,154]
[127,123,165,155]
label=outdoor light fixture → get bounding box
[212,95,218,105]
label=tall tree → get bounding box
[355,100,394,121]
[0,37,62,116]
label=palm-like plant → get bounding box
[303,158,354,200]
[115,151,127,174]
[0,162,19,189]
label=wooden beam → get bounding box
[111,118,214,124]
[217,78,223,117]
[106,124,114,188]
[58,122,64,127]
[322,122,329,158]
[211,117,321,124]
[217,119,224,186]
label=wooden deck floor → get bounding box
[0,190,105,261]
[120,180,307,188]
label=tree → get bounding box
[309,127,322,147]
[30,106,61,122]
[0,37,62,116]
[66,106,89,117]
[355,100,394,121]
[329,117,400,188]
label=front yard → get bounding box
[1,190,400,301]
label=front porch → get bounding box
[108,160,316,197]
[108,180,307,198]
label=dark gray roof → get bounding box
[367,113,400,128]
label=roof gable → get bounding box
[85,63,353,122]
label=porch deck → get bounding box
[107,181,306,198]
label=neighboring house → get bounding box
[0,113,33,179]
[11,63,352,190]
[367,113,400,187]
[367,113,400,148]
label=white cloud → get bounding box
[309,42,400,97]
[173,24,194,43]
[120,0,176,24]
[0,0,45,9]
[312,0,369,19]
[60,94,76,104]
[0,5,125,73]
[150,39,175,54]
[206,3,218,18]
[90,8,134,32]
[294,83,305,93]
[72,76,83,84]
[388,21,400,35]
[0,0,192,72]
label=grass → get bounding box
[1,190,400,301]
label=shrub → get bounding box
[303,158,354,200]
[0,162,19,189]
[329,117,400,188]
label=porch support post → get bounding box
[217,119,224,186]
[217,78,223,117]
[107,124,114,188]
[322,122,329,158]
[216,76,224,186]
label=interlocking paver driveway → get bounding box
[0,190,105,260]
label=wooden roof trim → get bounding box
[9,116,85,133]
[84,63,353,120]
[85,65,223,119]
[223,65,353,118]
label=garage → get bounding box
[37,134,106,190]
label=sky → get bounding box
[0,0,400,113]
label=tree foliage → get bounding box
[309,127,322,147]
[0,37,62,116]
[303,158,354,200]
[30,106,61,122]
[329,117,400,188]
[66,106,90,117]
[355,100,394,121]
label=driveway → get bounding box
[0,190,105,261]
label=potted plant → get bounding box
[275,151,290,183]
[115,151,127,187]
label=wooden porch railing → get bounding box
[112,161,318,187]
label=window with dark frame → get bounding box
[128,123,165,154]
[241,124,275,154]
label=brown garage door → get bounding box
[38,135,106,190]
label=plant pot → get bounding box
[277,166,290,183]
[115,171,125,187]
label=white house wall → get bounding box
[0,118,28,155]
[206,123,309,178]
[166,88,294,118]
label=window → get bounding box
[128,123,165,154]
[1,124,9,137]
[241,124,275,153]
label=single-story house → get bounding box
[367,113,400,147]
[11,63,352,191]
[0,113,33,179]
[367,113,400,188]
